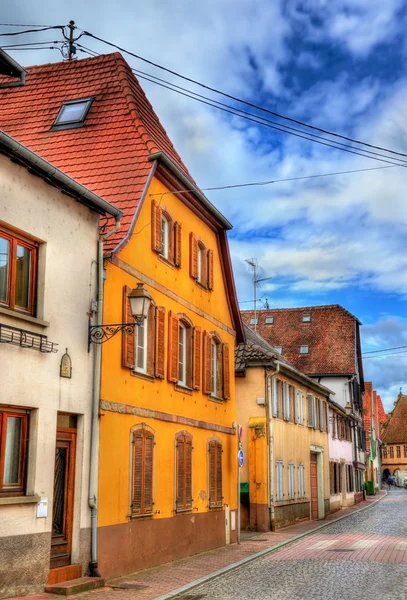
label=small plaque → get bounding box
[37,497,48,518]
[60,348,72,378]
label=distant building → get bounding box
[235,325,332,531]
[241,305,366,507]
[363,383,385,490]
[381,391,407,481]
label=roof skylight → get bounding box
[53,98,93,129]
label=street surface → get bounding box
[179,488,407,600]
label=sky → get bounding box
[2,0,407,411]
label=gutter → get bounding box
[148,151,232,230]
[0,49,26,88]
[0,130,121,219]
[88,218,121,577]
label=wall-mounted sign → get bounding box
[36,497,48,518]
[60,348,72,378]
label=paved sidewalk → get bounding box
[10,491,386,600]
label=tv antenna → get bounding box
[244,258,272,331]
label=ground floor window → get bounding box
[276,460,284,501]
[329,461,341,495]
[0,408,29,496]
[346,464,354,493]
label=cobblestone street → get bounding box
[181,488,407,600]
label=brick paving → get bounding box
[9,489,394,600]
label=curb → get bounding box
[153,492,387,600]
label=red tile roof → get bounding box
[377,395,387,424]
[0,52,192,252]
[381,392,407,444]
[241,305,361,376]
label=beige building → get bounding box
[236,325,332,531]
[0,130,120,597]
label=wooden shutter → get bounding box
[174,221,182,267]
[131,428,154,515]
[319,399,324,431]
[155,306,165,378]
[192,326,201,390]
[146,303,156,376]
[209,440,222,507]
[222,343,230,400]
[326,403,330,433]
[207,249,214,290]
[202,331,212,394]
[283,382,289,420]
[307,394,313,427]
[167,311,180,383]
[122,285,135,368]
[176,433,192,511]
[151,200,162,253]
[272,377,278,416]
[190,232,198,279]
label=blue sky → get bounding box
[3,0,407,410]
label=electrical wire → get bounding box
[82,30,407,160]
[362,345,407,354]
[0,23,57,28]
[1,41,61,49]
[362,351,407,359]
[0,26,64,36]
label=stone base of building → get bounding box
[0,528,91,600]
[273,500,310,529]
[354,491,364,504]
[98,509,236,580]
[249,502,269,532]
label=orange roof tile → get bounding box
[0,52,193,252]
[381,393,407,444]
[241,305,362,376]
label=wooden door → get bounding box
[310,452,318,520]
[50,428,76,569]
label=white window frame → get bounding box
[178,323,187,386]
[135,317,148,373]
[197,244,203,283]
[161,214,169,259]
[300,345,309,354]
[302,314,311,322]
[265,316,274,324]
[272,377,279,417]
[298,463,305,498]
[249,317,258,325]
[276,461,284,501]
[288,462,295,500]
[295,389,303,425]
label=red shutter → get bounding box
[146,303,156,376]
[190,232,198,279]
[202,331,212,394]
[215,441,222,506]
[122,285,135,368]
[222,343,230,400]
[174,221,182,267]
[155,306,165,378]
[167,311,180,383]
[131,428,154,515]
[151,200,162,252]
[185,436,193,509]
[192,327,201,390]
[207,249,214,290]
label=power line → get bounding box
[363,345,407,354]
[362,350,407,359]
[82,30,407,160]
[0,23,56,28]
[0,26,63,36]
[74,42,407,169]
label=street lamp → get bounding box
[88,283,152,348]
[345,402,352,416]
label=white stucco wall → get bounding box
[0,155,100,564]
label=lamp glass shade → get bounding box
[128,284,152,320]
[345,401,351,416]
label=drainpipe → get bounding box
[88,217,121,577]
[265,361,279,531]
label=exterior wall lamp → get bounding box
[88,283,152,347]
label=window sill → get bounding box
[208,394,224,404]
[174,384,193,395]
[175,507,193,514]
[0,307,49,328]
[209,504,223,510]
[131,370,155,382]
[0,495,41,506]
[158,254,176,269]
[194,280,209,293]
[129,512,154,520]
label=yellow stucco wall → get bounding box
[99,175,237,527]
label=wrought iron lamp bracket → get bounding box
[88,319,143,351]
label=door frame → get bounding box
[310,445,325,519]
[50,427,77,569]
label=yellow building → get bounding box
[0,52,243,582]
[236,326,332,530]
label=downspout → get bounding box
[89,216,121,577]
[265,361,279,531]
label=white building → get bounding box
[0,130,120,597]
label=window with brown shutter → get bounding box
[131,424,154,516]
[151,200,163,253]
[222,343,230,400]
[208,439,223,508]
[207,249,214,290]
[174,221,182,267]
[189,233,213,290]
[151,201,181,266]
[176,431,193,511]
[190,233,198,279]
[202,330,213,394]
[155,306,165,378]
[177,314,193,388]
[122,285,135,369]
[168,311,180,383]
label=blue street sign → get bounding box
[238,449,244,467]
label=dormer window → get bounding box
[300,345,309,354]
[53,98,93,129]
[265,316,274,324]
[302,314,311,323]
[250,317,258,325]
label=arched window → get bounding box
[130,423,155,516]
[151,201,182,267]
[202,331,230,400]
